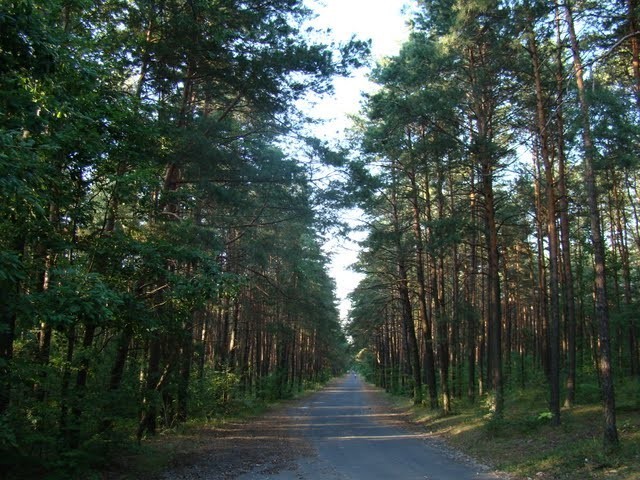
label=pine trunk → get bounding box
[564,0,619,448]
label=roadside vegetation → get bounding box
[357,360,640,480]
[0,1,363,478]
[97,379,325,480]
[415,384,639,480]
[5,0,640,478]
[347,1,640,475]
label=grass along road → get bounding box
[120,376,639,480]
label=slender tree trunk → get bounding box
[610,175,637,376]
[406,157,438,408]
[554,1,577,407]
[218,296,231,370]
[466,36,503,416]
[532,157,550,376]
[627,0,640,108]
[34,205,60,400]
[178,315,194,422]
[528,22,561,425]
[110,325,133,391]
[0,262,19,413]
[390,166,423,405]
[482,159,503,417]
[59,326,76,446]
[449,175,462,398]
[467,166,478,402]
[137,335,161,442]
[434,168,451,414]
[564,0,619,448]
[503,258,512,378]
[434,257,451,414]
[68,324,96,448]
[135,20,154,99]
[100,324,133,432]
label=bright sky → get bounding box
[302,0,412,321]
[304,0,412,134]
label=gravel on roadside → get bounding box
[156,404,313,480]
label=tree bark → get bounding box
[553,0,577,407]
[564,0,619,448]
[434,168,451,414]
[467,164,479,402]
[528,20,561,425]
[178,316,194,422]
[627,0,640,108]
[137,335,162,442]
[0,273,18,413]
[406,154,438,408]
[391,165,423,405]
[59,326,76,447]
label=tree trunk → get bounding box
[627,0,640,108]
[564,0,619,448]
[68,323,96,448]
[528,21,561,425]
[554,0,577,407]
[178,315,194,422]
[0,273,18,413]
[467,164,478,403]
[391,166,423,405]
[466,33,503,416]
[137,335,162,442]
[59,326,76,447]
[434,168,451,414]
[434,258,451,414]
[406,157,438,408]
[482,159,503,417]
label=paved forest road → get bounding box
[237,375,505,480]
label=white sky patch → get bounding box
[301,0,411,322]
[307,0,411,58]
[303,0,412,138]
[324,208,369,322]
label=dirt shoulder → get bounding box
[358,383,517,479]
[132,377,509,479]
[157,404,313,479]
[105,378,640,480]
[101,398,314,480]
[361,385,640,480]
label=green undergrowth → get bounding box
[388,381,640,480]
[103,401,272,480]
[103,380,328,480]
[4,375,329,480]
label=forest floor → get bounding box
[103,398,314,479]
[107,378,503,479]
[393,390,640,480]
[105,380,640,480]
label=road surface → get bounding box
[238,374,504,480]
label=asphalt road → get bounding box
[238,374,504,480]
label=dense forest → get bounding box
[348,0,639,451]
[0,0,367,475]
[3,0,640,477]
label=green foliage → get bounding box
[33,268,122,328]
[577,382,602,404]
[258,369,294,402]
[616,379,640,411]
[0,0,358,477]
[190,370,241,419]
[0,252,24,284]
[0,414,17,451]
